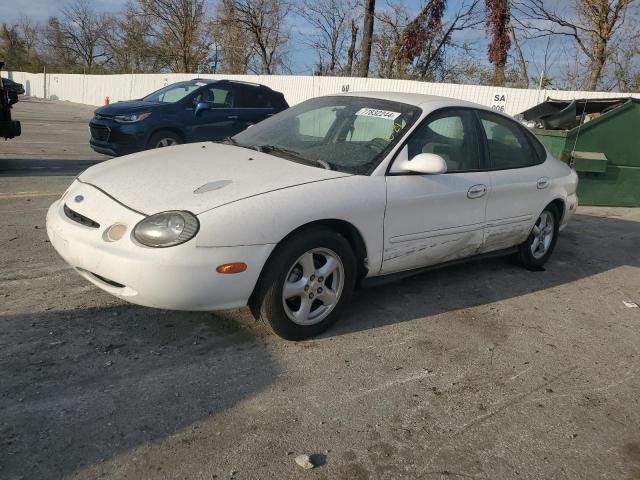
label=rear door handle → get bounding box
[467,184,487,199]
[227,115,239,120]
[537,177,550,189]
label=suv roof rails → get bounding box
[216,79,272,90]
[188,77,272,90]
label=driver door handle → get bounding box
[227,115,239,120]
[467,184,487,199]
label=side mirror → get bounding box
[195,101,210,116]
[395,152,448,175]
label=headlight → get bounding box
[133,211,199,247]
[114,112,151,123]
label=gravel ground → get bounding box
[1,98,639,480]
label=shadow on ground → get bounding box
[0,159,103,177]
[330,212,640,337]
[0,306,276,479]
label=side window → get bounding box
[193,86,234,108]
[406,109,481,172]
[478,111,541,169]
[268,92,287,110]
[296,106,340,140]
[236,87,269,108]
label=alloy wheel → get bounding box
[156,137,177,148]
[282,248,344,326]
[531,211,555,260]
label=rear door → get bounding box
[382,108,489,274]
[187,85,242,141]
[235,85,275,129]
[476,110,550,252]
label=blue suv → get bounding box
[89,79,288,156]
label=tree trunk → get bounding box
[586,43,607,91]
[510,25,529,88]
[346,19,358,76]
[358,0,375,77]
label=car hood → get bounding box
[78,142,351,215]
[94,100,161,116]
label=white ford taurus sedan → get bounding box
[47,92,578,339]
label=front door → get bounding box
[382,108,489,274]
[187,85,243,141]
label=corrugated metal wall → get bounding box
[3,70,638,115]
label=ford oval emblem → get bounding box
[74,195,84,203]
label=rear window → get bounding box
[478,111,543,169]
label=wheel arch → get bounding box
[248,218,369,317]
[547,197,566,223]
[146,127,186,147]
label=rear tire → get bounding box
[251,227,356,340]
[147,130,182,149]
[517,204,559,270]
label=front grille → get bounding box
[90,123,110,142]
[64,204,100,228]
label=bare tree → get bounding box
[136,0,212,73]
[514,0,637,90]
[213,0,255,74]
[345,19,359,75]
[43,0,111,72]
[103,4,162,73]
[298,0,354,75]
[358,0,376,77]
[510,25,529,87]
[374,1,411,78]
[403,0,483,81]
[226,0,290,74]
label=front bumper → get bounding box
[89,120,146,156]
[46,181,273,311]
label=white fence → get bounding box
[3,70,638,115]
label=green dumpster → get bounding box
[519,97,640,207]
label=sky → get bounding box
[0,0,567,79]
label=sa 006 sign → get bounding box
[491,94,507,112]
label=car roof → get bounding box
[186,78,274,91]
[336,91,493,112]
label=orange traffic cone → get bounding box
[104,96,110,105]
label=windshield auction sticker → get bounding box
[356,108,401,120]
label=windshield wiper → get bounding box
[257,145,332,170]
[221,137,263,153]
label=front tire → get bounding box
[147,130,182,149]
[517,204,559,270]
[251,227,356,340]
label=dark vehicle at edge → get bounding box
[0,62,21,140]
[89,79,289,156]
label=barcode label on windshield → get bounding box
[356,108,401,120]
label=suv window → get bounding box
[478,111,541,169]
[406,109,481,172]
[236,86,270,108]
[193,86,234,108]
[268,92,287,110]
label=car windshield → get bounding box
[143,82,203,103]
[231,96,422,175]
